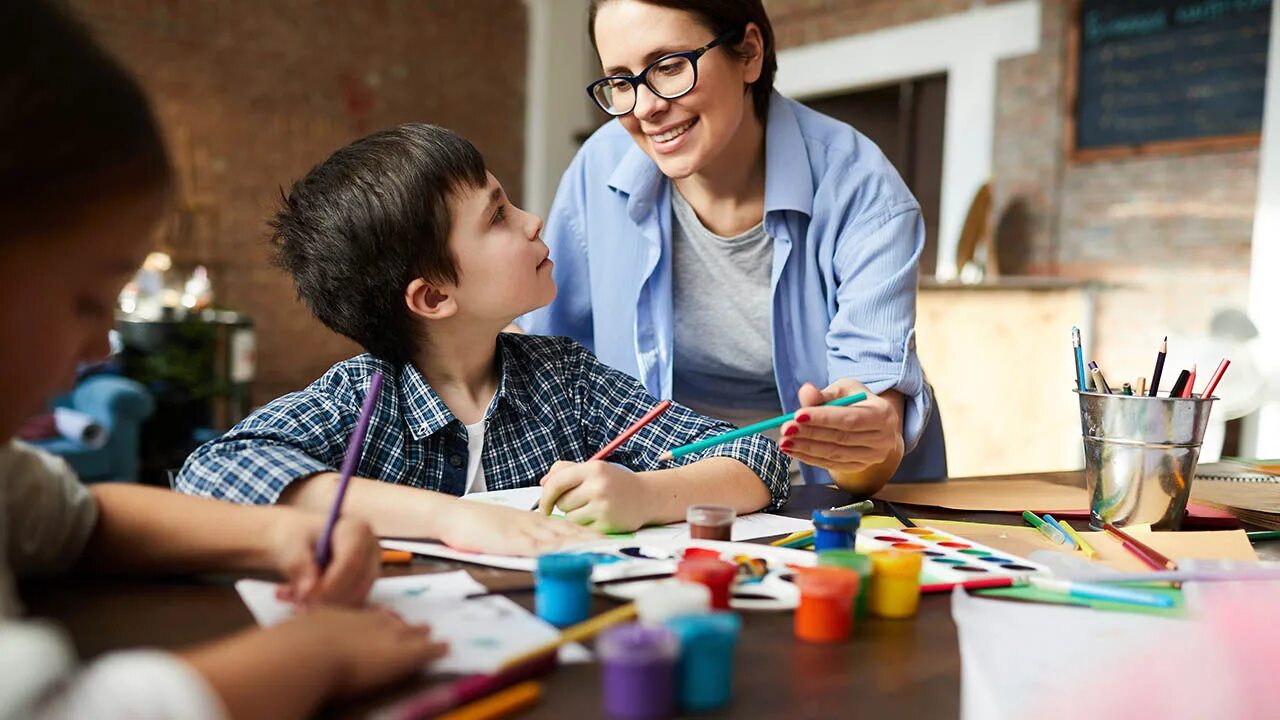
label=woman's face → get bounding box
[593,1,763,180]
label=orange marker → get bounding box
[381,549,413,565]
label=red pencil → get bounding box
[1102,522,1178,571]
[921,577,1018,594]
[589,400,672,462]
[1201,358,1231,399]
[1181,364,1197,398]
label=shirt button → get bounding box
[449,455,463,467]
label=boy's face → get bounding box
[0,187,162,440]
[444,172,556,324]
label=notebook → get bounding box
[1195,461,1280,483]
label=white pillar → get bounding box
[523,0,593,218]
[1244,1,1280,457]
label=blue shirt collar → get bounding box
[397,337,533,441]
[605,91,813,219]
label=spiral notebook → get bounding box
[1192,461,1280,529]
[1195,461,1280,483]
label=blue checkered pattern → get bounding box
[176,334,789,509]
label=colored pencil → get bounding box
[1148,336,1167,397]
[1056,518,1097,559]
[381,549,413,565]
[830,499,876,514]
[1090,365,1112,394]
[1181,364,1197,398]
[922,577,1017,594]
[1168,370,1191,399]
[1072,327,1088,391]
[1102,522,1178,571]
[1022,510,1066,544]
[497,603,638,672]
[534,399,672,510]
[657,392,868,462]
[376,655,555,719]
[1029,577,1174,609]
[881,500,917,528]
[770,529,814,547]
[315,371,383,568]
[1136,376,1147,396]
[436,681,543,720]
[1247,530,1280,541]
[1201,358,1231,398]
[1041,514,1077,549]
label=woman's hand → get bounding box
[270,512,381,608]
[538,460,653,534]
[779,379,905,494]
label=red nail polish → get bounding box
[796,412,811,424]
[783,425,799,437]
[780,440,794,451]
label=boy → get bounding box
[176,124,789,547]
[1,2,444,718]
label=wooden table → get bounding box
[20,473,1271,719]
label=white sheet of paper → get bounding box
[235,571,588,674]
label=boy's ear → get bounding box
[405,278,457,321]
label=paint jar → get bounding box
[598,624,679,720]
[675,558,736,610]
[686,504,736,541]
[811,508,861,552]
[636,580,711,625]
[667,612,741,712]
[681,547,722,561]
[535,553,592,627]
[869,549,923,619]
[793,566,860,643]
[817,549,872,618]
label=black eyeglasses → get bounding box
[586,30,739,116]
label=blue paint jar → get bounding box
[812,509,861,552]
[667,612,741,712]
[535,553,592,627]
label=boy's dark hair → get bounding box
[588,0,777,122]
[0,0,171,237]
[270,124,487,364]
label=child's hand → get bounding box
[283,606,448,698]
[435,498,601,556]
[270,512,380,607]
[538,461,653,533]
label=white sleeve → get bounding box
[0,620,226,720]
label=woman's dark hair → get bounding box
[270,124,487,364]
[0,0,171,236]
[588,0,777,121]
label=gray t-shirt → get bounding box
[670,187,781,416]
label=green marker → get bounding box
[657,392,869,462]
[1022,510,1067,545]
[1247,530,1280,542]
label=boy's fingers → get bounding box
[538,471,583,514]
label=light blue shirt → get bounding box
[522,92,937,485]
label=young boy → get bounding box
[1,2,444,718]
[176,124,789,548]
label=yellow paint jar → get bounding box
[869,549,922,619]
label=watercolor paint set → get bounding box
[856,526,1050,582]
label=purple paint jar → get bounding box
[597,624,679,720]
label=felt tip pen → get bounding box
[1029,577,1174,609]
[1022,511,1067,545]
[1041,514,1077,550]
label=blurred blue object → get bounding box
[31,374,154,483]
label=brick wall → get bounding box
[72,0,528,403]
[769,0,1259,378]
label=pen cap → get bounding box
[636,580,712,625]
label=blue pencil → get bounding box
[1072,327,1088,391]
[314,371,383,568]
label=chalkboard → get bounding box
[1068,0,1271,161]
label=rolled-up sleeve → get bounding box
[827,202,932,453]
[175,390,350,505]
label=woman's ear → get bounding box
[405,277,457,321]
[738,22,765,85]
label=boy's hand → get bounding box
[538,461,652,533]
[435,499,601,556]
[270,512,380,607]
[283,606,448,698]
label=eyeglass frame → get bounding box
[585,30,740,116]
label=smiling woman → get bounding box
[519,0,948,495]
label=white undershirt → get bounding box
[462,418,487,494]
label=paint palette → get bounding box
[560,538,817,611]
[856,526,1050,583]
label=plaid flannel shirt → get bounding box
[176,334,789,509]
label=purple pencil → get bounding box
[315,371,384,568]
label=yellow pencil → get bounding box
[438,681,543,720]
[770,529,813,546]
[497,603,637,672]
[1058,519,1096,559]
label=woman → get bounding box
[520,0,945,494]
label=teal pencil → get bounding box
[657,392,869,462]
